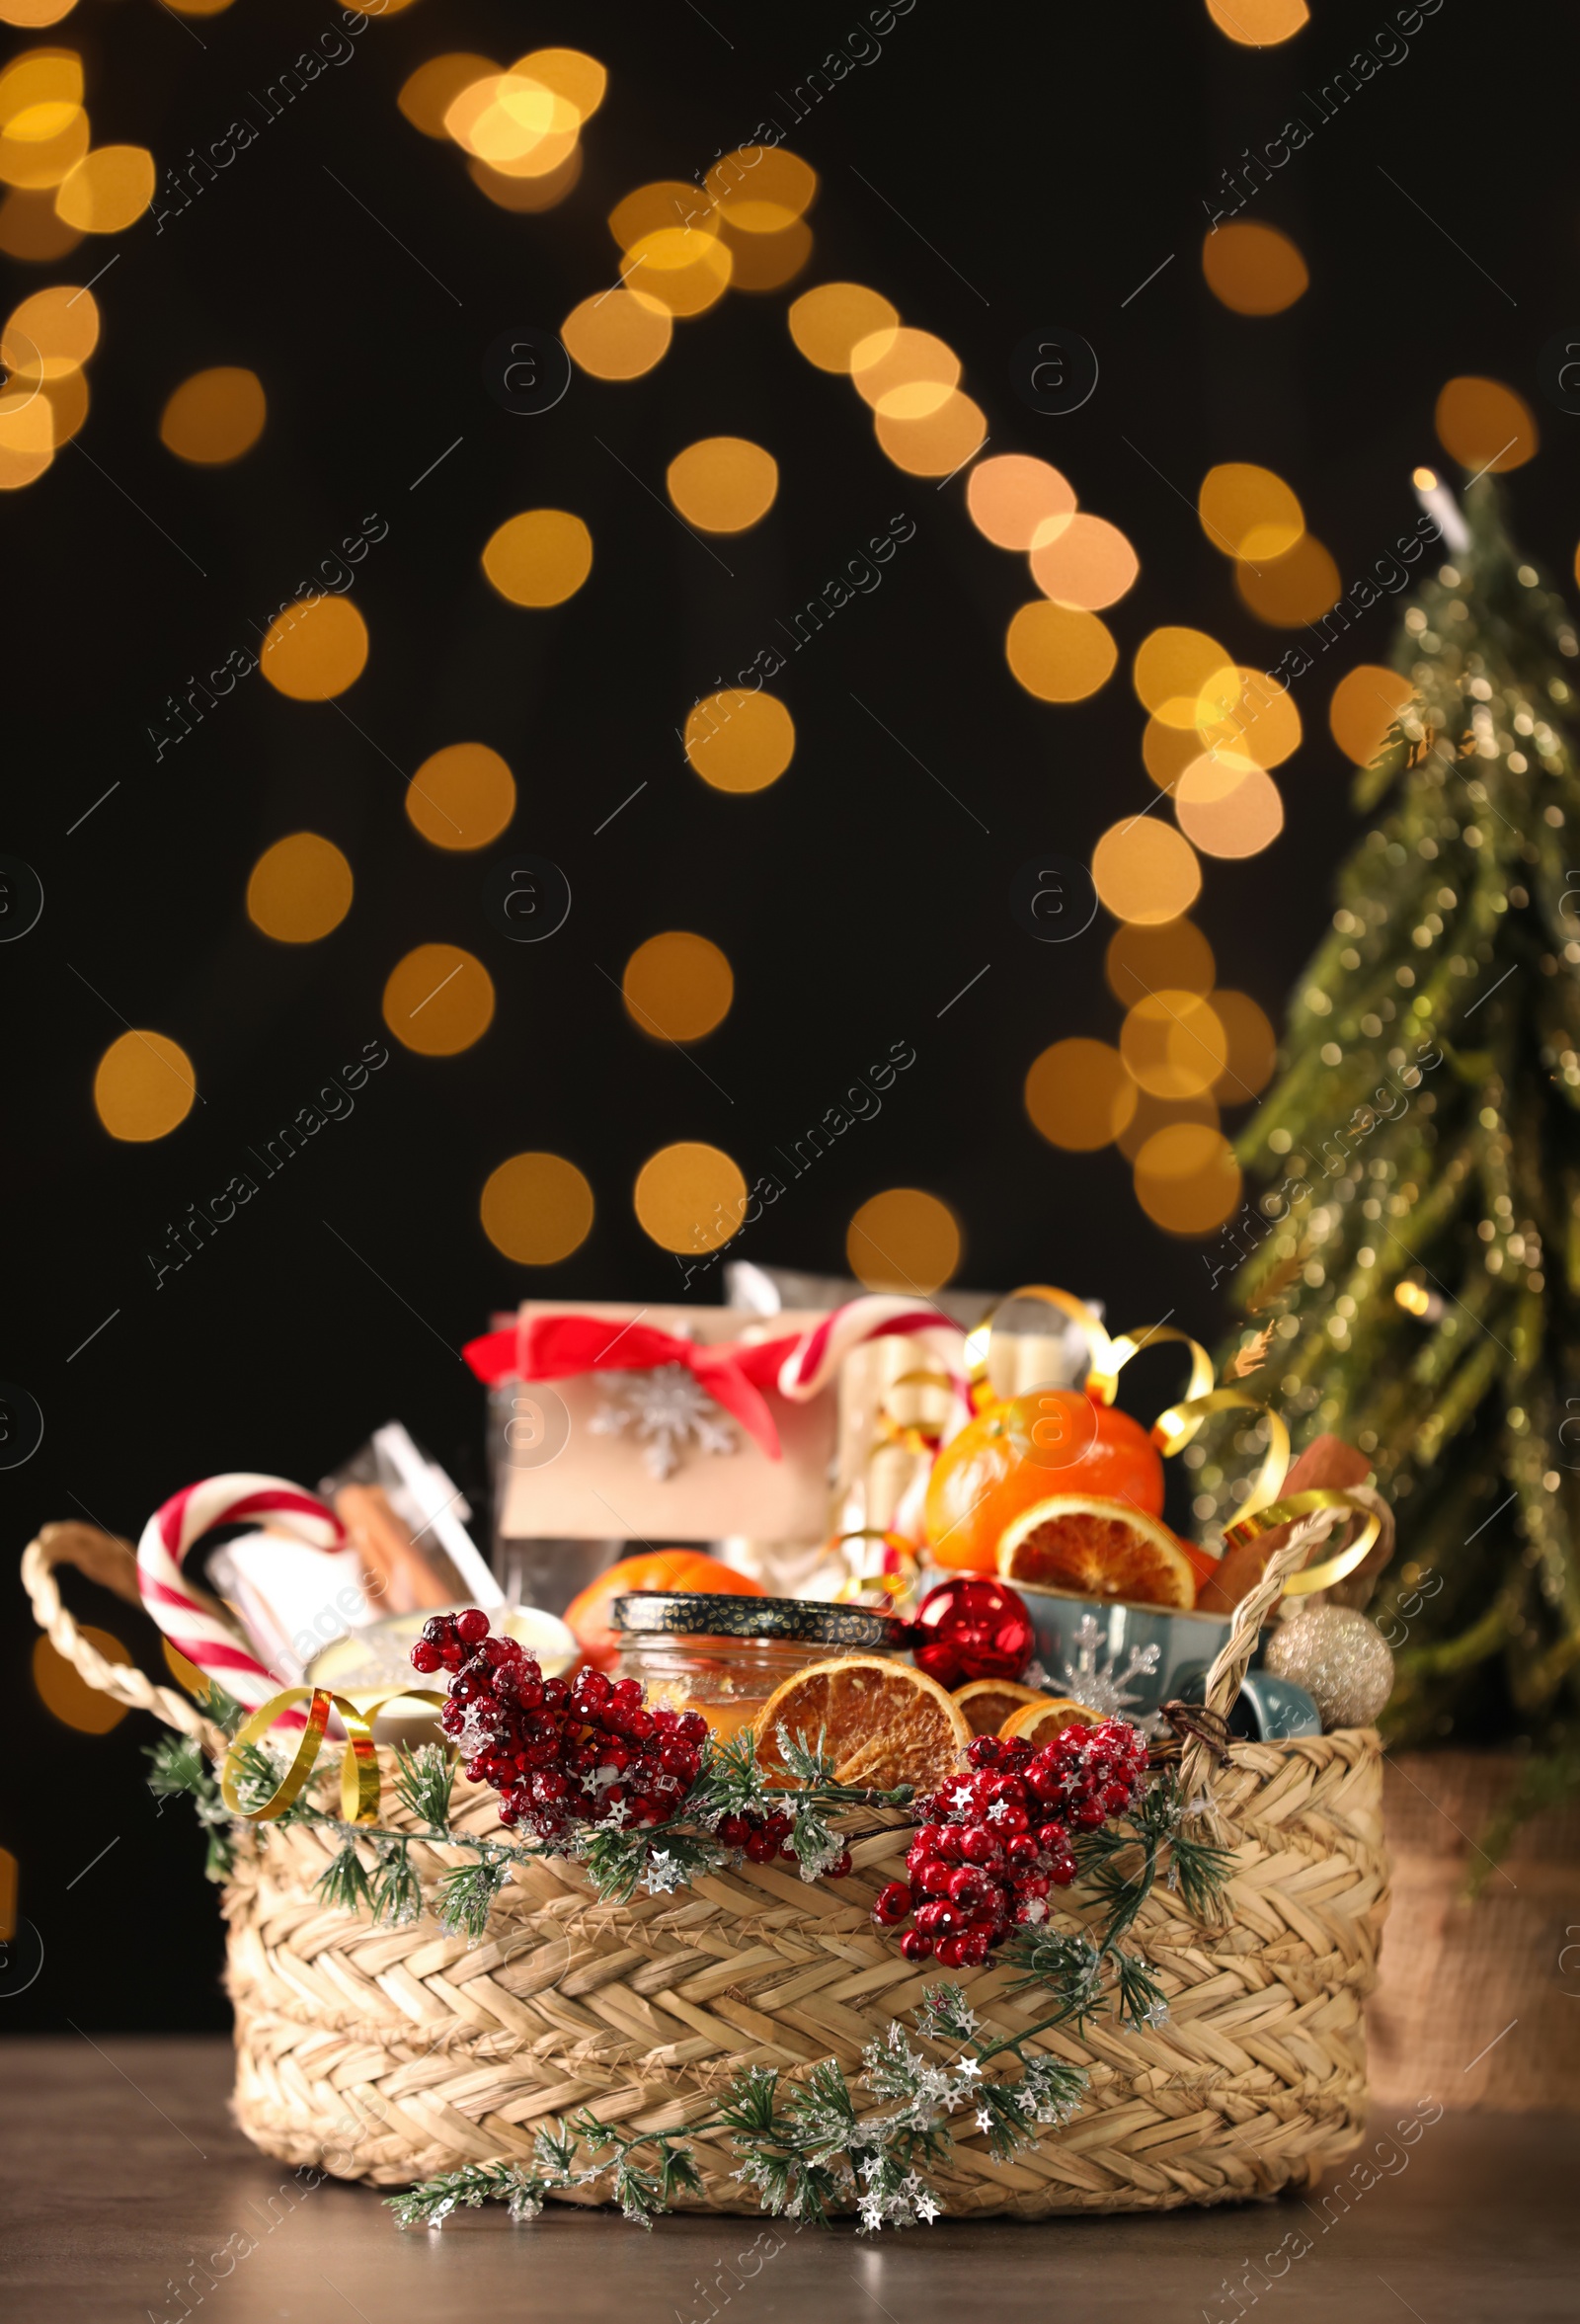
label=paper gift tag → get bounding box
[496,1303,836,1545]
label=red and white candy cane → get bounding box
[137,1473,347,1720]
[777,1295,970,1406]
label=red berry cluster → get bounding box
[411,1611,708,1840]
[713,1810,852,1881]
[870,1718,1149,1968]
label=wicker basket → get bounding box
[25,1519,1390,2215]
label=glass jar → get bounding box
[612,1592,908,1737]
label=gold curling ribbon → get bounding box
[220,1687,446,1823]
[830,1528,920,1603]
[873,1367,955,1457]
[963,1284,1380,1597]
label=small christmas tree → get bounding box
[1200,477,1580,1803]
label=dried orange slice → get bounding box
[997,1494,1196,1609]
[999,1694,1104,1747]
[753,1654,970,1794]
[953,1678,1045,1737]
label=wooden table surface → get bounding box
[4,2038,1575,2324]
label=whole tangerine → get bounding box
[923,1388,1164,1572]
[563,1548,763,1671]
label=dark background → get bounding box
[4,0,1576,2028]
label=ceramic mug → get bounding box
[1010,1581,1234,1720]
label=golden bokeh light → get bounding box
[0,0,80,22]
[1091,819,1202,923]
[0,48,81,136]
[1134,1121,1242,1236]
[635,1142,748,1254]
[874,388,987,476]
[850,326,959,419]
[1196,668,1303,769]
[94,1030,198,1142]
[164,0,238,14]
[481,1152,594,1265]
[382,943,496,1058]
[683,689,795,792]
[705,146,817,232]
[1174,758,1285,857]
[719,214,812,291]
[158,366,266,464]
[2,280,96,375]
[1329,663,1414,765]
[1202,221,1308,315]
[1434,375,1538,474]
[1029,513,1139,610]
[1140,717,1201,793]
[54,142,154,231]
[608,180,716,250]
[1235,531,1341,625]
[247,833,353,944]
[624,227,732,318]
[482,509,592,607]
[1024,1038,1138,1152]
[398,54,498,137]
[1117,1088,1220,1164]
[966,452,1075,551]
[562,285,672,379]
[1209,989,1278,1100]
[667,435,778,532]
[34,1627,129,1733]
[0,184,81,258]
[512,47,606,123]
[787,280,899,372]
[1205,0,1309,42]
[1197,462,1304,561]
[622,930,735,1043]
[1106,916,1216,1003]
[470,145,582,210]
[444,73,579,174]
[0,387,52,487]
[407,743,515,850]
[846,1187,961,1294]
[40,361,86,443]
[1120,990,1228,1100]
[1005,601,1117,702]
[1133,627,1237,728]
[259,597,368,700]
[0,104,85,189]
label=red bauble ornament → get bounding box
[908,1575,1035,1688]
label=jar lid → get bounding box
[610,1591,908,1650]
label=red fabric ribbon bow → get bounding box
[462,1317,803,1460]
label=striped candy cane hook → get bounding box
[137,1473,348,1720]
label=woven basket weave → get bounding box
[24,1519,1390,2215]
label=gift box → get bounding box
[467,1305,839,1596]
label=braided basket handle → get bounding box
[1177,1509,1343,1803]
[22,1521,227,1756]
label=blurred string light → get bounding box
[159,365,266,464]
[1201,220,1308,313]
[246,834,354,944]
[622,931,734,1043]
[635,1143,748,1254]
[94,1030,198,1142]
[382,944,496,1057]
[399,46,605,212]
[846,1187,961,1295]
[1204,0,1308,39]
[0,0,80,26]
[683,689,795,791]
[0,280,97,487]
[1434,374,1538,474]
[406,742,516,850]
[667,436,778,532]
[481,1153,594,1265]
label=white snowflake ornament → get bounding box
[588,1362,738,1480]
[1060,1614,1159,1718]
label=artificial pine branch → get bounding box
[1200,476,1580,1809]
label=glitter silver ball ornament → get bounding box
[1264,1606,1394,1729]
